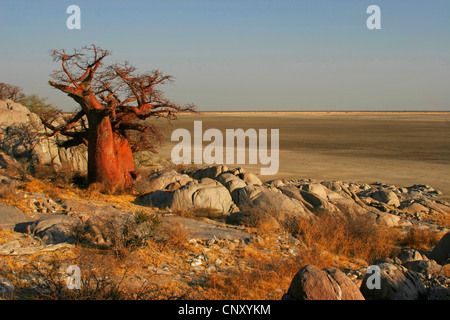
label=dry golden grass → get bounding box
[23,179,58,195]
[0,229,15,245]
[194,214,404,300]
[293,214,400,264]
[3,245,160,300]
[398,226,442,250]
[197,226,351,300]
[195,220,391,300]
[128,281,193,300]
[202,270,287,300]
[0,186,32,215]
[2,213,435,301]
[159,221,192,250]
[0,176,141,215]
[242,209,281,232]
[200,249,300,300]
[425,213,450,228]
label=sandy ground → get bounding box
[150,112,450,200]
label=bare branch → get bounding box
[40,109,86,139]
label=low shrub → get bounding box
[72,210,162,259]
[398,226,441,250]
[160,221,191,250]
[291,213,400,263]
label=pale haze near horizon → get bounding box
[0,0,449,112]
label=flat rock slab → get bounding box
[0,203,33,230]
[161,215,253,242]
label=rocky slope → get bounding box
[0,99,87,172]
[0,164,449,299]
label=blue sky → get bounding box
[0,0,449,111]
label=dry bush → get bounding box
[4,170,136,210]
[86,181,125,196]
[295,246,337,269]
[9,249,162,300]
[398,226,442,250]
[128,281,191,300]
[22,179,52,194]
[0,158,29,181]
[160,221,191,249]
[199,239,310,300]
[30,164,60,182]
[71,251,128,299]
[202,264,291,300]
[293,213,399,263]
[73,210,162,259]
[425,213,450,228]
[240,205,282,231]
[0,185,31,215]
[9,257,123,300]
[0,229,15,245]
[31,164,85,189]
[168,208,188,217]
[21,178,65,199]
[199,213,398,300]
[201,247,301,300]
[29,162,133,196]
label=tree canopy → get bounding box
[44,45,196,190]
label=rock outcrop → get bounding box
[30,214,81,245]
[0,203,33,231]
[283,265,364,300]
[0,99,87,172]
[136,169,193,194]
[429,232,450,265]
[139,178,235,215]
[360,262,427,300]
[234,184,313,221]
[137,165,450,229]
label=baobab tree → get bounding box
[0,82,26,101]
[44,45,195,191]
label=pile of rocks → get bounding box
[137,165,450,230]
[0,189,135,246]
[283,232,450,300]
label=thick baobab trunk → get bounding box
[87,113,134,191]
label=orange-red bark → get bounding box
[87,113,134,191]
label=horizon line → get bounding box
[184,110,450,114]
[58,109,450,115]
